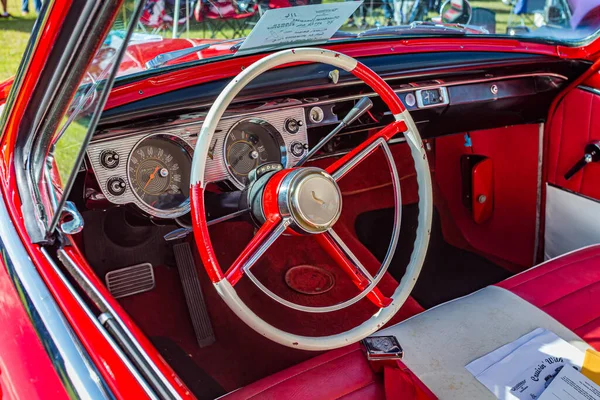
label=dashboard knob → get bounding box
[107,177,127,196]
[285,118,303,134]
[100,150,120,169]
[290,141,307,157]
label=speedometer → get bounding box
[224,118,286,186]
[127,135,191,217]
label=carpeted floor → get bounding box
[356,204,513,309]
[83,208,424,397]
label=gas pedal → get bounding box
[173,242,215,348]
[105,263,155,299]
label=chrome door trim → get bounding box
[533,123,544,265]
[579,85,600,96]
[43,248,159,399]
[57,249,183,400]
[0,193,113,400]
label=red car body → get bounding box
[1,1,600,399]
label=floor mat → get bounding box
[356,205,512,308]
[83,212,424,392]
[81,208,177,278]
[150,337,225,400]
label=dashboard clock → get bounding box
[416,87,449,108]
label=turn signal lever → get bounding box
[295,96,373,166]
[564,142,600,180]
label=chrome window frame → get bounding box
[0,191,113,399]
[4,0,145,244]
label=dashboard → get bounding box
[88,50,587,219]
[87,107,309,218]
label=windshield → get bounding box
[109,0,600,78]
[44,0,598,237]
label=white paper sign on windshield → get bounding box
[237,2,363,55]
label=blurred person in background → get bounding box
[381,0,394,25]
[21,0,41,15]
[347,0,367,28]
[1,0,9,17]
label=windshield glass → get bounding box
[112,0,600,77]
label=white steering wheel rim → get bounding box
[190,48,433,351]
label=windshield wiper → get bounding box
[147,29,378,70]
[146,38,244,69]
[147,29,366,69]
[146,22,468,70]
[358,22,469,37]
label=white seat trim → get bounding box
[377,286,591,399]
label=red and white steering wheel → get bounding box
[190,48,433,351]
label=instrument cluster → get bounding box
[86,108,308,218]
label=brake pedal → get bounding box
[105,263,155,299]
[173,242,215,348]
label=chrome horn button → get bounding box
[279,168,342,234]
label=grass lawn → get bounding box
[0,0,37,81]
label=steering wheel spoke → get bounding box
[316,229,392,308]
[326,120,406,181]
[225,217,291,286]
[190,48,432,351]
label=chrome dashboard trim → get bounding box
[88,108,308,216]
[0,193,112,399]
[99,63,568,127]
[292,72,567,108]
[96,72,568,141]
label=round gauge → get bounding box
[127,135,192,216]
[224,119,286,186]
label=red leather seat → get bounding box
[222,343,386,400]
[224,245,600,399]
[496,244,600,350]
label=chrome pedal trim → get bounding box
[105,263,155,299]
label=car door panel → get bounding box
[545,84,600,259]
[547,87,600,200]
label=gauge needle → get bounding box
[144,166,160,190]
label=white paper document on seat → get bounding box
[466,328,585,400]
[538,363,600,400]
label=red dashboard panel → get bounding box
[547,87,600,201]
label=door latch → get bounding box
[564,142,600,180]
